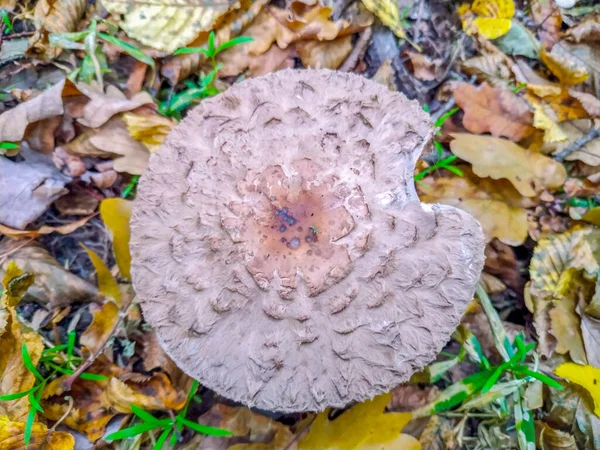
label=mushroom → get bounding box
[130,69,485,413]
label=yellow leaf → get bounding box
[0,415,74,450]
[533,103,568,143]
[471,0,515,18]
[122,113,176,153]
[298,393,420,450]
[449,133,567,197]
[541,48,589,86]
[362,0,405,38]
[0,263,43,423]
[99,198,132,279]
[80,301,119,355]
[30,0,86,59]
[296,35,353,70]
[81,244,121,305]
[555,363,600,417]
[472,17,512,39]
[100,0,234,53]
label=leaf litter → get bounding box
[3,0,600,449]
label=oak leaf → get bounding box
[100,0,234,53]
[449,133,567,196]
[298,393,420,449]
[531,0,562,49]
[419,171,530,246]
[0,415,74,450]
[453,82,534,141]
[527,85,589,122]
[296,35,352,69]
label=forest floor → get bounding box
[2,0,600,449]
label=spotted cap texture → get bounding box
[130,69,485,413]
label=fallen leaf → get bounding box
[80,301,119,354]
[0,263,43,422]
[461,53,513,83]
[531,0,562,49]
[100,0,234,53]
[405,51,441,81]
[296,35,352,69]
[419,415,456,450]
[449,133,567,196]
[493,20,540,59]
[122,113,176,153]
[0,243,100,307]
[82,244,120,303]
[567,15,600,43]
[0,147,70,229]
[453,82,534,141]
[459,0,515,40]
[197,404,296,449]
[0,79,74,145]
[372,59,396,91]
[541,47,589,85]
[42,357,186,441]
[29,0,87,59]
[299,393,420,449]
[531,99,568,143]
[361,0,406,38]
[0,415,75,450]
[527,85,589,122]
[555,363,600,417]
[569,90,600,117]
[75,83,154,129]
[549,119,600,165]
[419,171,530,246]
[54,186,99,216]
[100,198,132,279]
[0,215,94,238]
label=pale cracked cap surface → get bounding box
[130,69,485,412]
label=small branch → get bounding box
[339,27,372,72]
[431,98,456,123]
[554,126,600,162]
[50,396,74,431]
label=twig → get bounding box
[431,98,456,122]
[49,396,74,431]
[283,414,316,450]
[339,27,372,72]
[554,126,600,162]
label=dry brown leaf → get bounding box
[567,15,600,43]
[569,90,600,117]
[0,263,43,422]
[42,358,187,441]
[122,113,176,153]
[454,82,534,141]
[548,119,600,165]
[531,0,562,49]
[54,186,99,216]
[541,47,589,86]
[101,0,234,53]
[29,0,86,58]
[529,96,568,143]
[419,171,530,246]
[462,53,513,84]
[527,85,589,122]
[75,83,154,129]
[535,421,577,450]
[0,79,71,145]
[449,133,567,196]
[296,35,352,69]
[405,51,441,81]
[371,60,396,91]
[0,243,100,307]
[0,416,75,450]
[0,215,94,238]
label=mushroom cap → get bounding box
[130,69,485,413]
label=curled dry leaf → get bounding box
[197,404,296,450]
[567,15,600,43]
[299,392,419,449]
[449,133,567,197]
[122,113,176,153]
[530,98,568,143]
[461,53,513,83]
[0,243,100,307]
[80,301,119,355]
[405,51,442,81]
[74,83,154,129]
[531,0,562,49]
[296,35,352,69]
[418,170,530,246]
[535,421,577,450]
[29,0,87,59]
[0,416,75,450]
[0,263,43,423]
[42,357,187,441]
[0,215,94,238]
[0,148,70,229]
[361,0,406,38]
[541,47,589,86]
[569,90,600,117]
[549,119,600,165]
[100,0,234,53]
[527,85,589,122]
[453,82,534,141]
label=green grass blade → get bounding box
[106,421,168,440]
[98,33,155,69]
[0,388,34,401]
[215,36,254,54]
[1,10,13,33]
[80,372,109,381]
[0,141,19,150]
[514,387,536,450]
[475,284,513,361]
[131,404,162,425]
[460,378,526,411]
[22,343,43,380]
[67,330,76,364]
[512,366,563,390]
[179,418,232,436]
[207,31,215,57]
[24,406,36,446]
[434,107,460,127]
[153,425,173,450]
[28,391,43,413]
[42,344,68,355]
[173,47,209,56]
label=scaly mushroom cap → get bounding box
[130,69,485,412]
